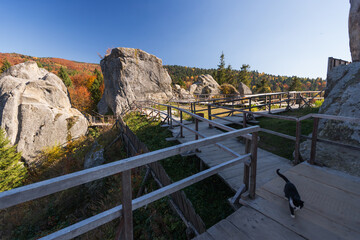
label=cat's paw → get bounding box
[291,214,295,218]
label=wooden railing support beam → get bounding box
[310,117,319,165]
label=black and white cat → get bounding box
[276,169,304,218]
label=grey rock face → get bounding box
[84,141,105,169]
[349,0,360,61]
[238,82,252,96]
[0,61,88,164]
[173,84,194,100]
[189,74,220,95]
[98,48,173,116]
[300,62,360,175]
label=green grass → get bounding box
[230,107,320,160]
[125,112,235,228]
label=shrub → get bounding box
[220,83,239,95]
[0,129,27,192]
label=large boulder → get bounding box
[300,62,360,176]
[172,84,194,100]
[98,48,173,116]
[189,74,220,96]
[238,82,252,96]
[349,0,360,61]
[0,61,88,164]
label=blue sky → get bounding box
[0,0,350,78]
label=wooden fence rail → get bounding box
[0,123,259,240]
[192,102,360,165]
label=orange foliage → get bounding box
[71,73,92,88]
[68,86,92,112]
[86,75,97,89]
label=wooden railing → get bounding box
[0,119,259,240]
[327,57,350,73]
[202,103,360,165]
[175,91,324,116]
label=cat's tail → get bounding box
[276,169,289,183]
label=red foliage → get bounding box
[68,86,92,112]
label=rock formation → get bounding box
[0,61,88,164]
[238,82,252,96]
[173,84,194,100]
[300,62,360,175]
[98,48,173,115]
[349,0,360,61]
[189,74,220,96]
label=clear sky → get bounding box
[0,0,351,79]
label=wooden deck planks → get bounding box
[245,189,358,240]
[226,207,305,240]
[261,168,360,232]
[194,163,360,240]
[169,117,293,192]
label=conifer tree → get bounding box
[215,52,226,85]
[58,66,72,87]
[0,129,27,192]
[238,64,251,87]
[90,68,104,107]
[289,77,302,91]
[0,58,11,74]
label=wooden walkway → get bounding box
[194,162,360,240]
[168,115,293,192]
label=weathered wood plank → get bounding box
[207,219,250,240]
[227,207,305,240]
[288,163,360,196]
[252,188,360,240]
[121,170,133,240]
[192,231,215,240]
[261,169,360,233]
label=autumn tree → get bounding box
[0,58,11,74]
[58,66,72,87]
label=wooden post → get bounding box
[249,98,252,111]
[287,93,290,109]
[243,112,247,128]
[268,95,272,113]
[243,114,250,192]
[294,121,301,164]
[180,111,184,138]
[121,170,133,240]
[249,132,258,199]
[309,117,319,165]
[195,118,199,141]
[208,105,213,128]
[167,106,170,125]
[169,106,173,129]
[280,94,282,108]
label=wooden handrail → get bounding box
[0,125,259,240]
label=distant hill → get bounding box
[0,52,100,74]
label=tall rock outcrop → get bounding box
[300,62,360,176]
[0,61,88,164]
[98,48,173,115]
[349,0,360,61]
[189,74,220,96]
